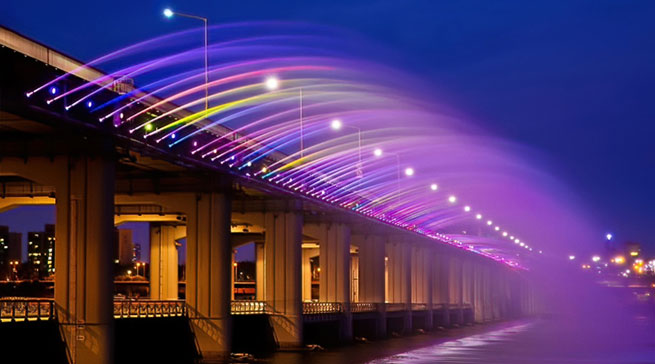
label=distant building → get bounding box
[133,243,142,262]
[0,226,10,278]
[8,232,22,262]
[117,229,134,265]
[27,224,55,279]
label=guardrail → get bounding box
[113,300,186,319]
[351,302,378,313]
[385,303,410,312]
[0,298,55,322]
[411,303,428,311]
[231,300,270,315]
[302,301,343,315]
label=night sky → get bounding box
[2,0,654,257]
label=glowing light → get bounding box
[592,256,601,262]
[502,231,508,237]
[430,183,438,191]
[519,242,525,247]
[514,238,520,244]
[448,195,456,203]
[373,148,383,157]
[330,118,342,130]
[487,220,493,226]
[464,205,471,212]
[630,251,639,257]
[606,233,613,240]
[475,214,482,220]
[265,76,279,90]
[144,123,153,132]
[86,100,93,108]
[171,133,176,139]
[49,86,58,95]
[568,255,576,261]
[404,167,414,176]
[163,8,174,18]
[261,166,268,173]
[494,226,500,231]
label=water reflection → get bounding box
[257,311,655,364]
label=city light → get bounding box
[464,205,471,212]
[331,118,342,130]
[569,255,576,260]
[404,167,414,176]
[592,255,601,262]
[487,220,493,226]
[49,86,58,95]
[448,195,457,203]
[476,213,482,220]
[86,100,93,108]
[606,233,613,240]
[430,183,438,191]
[614,256,625,264]
[373,148,383,157]
[163,8,174,18]
[630,251,639,257]
[265,76,279,90]
[502,231,508,237]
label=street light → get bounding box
[330,119,362,178]
[264,76,305,159]
[448,195,456,204]
[430,183,438,191]
[404,167,414,176]
[163,8,209,125]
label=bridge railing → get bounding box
[113,299,186,319]
[385,303,410,312]
[0,298,55,323]
[351,302,378,313]
[411,303,429,311]
[302,301,343,315]
[230,300,271,315]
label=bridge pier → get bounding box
[411,246,433,331]
[304,222,353,342]
[386,240,412,334]
[1,154,116,364]
[263,207,303,347]
[185,192,233,360]
[149,224,183,300]
[354,234,386,338]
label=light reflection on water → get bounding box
[261,310,655,364]
[367,315,655,364]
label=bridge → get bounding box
[0,26,537,363]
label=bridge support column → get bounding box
[449,257,464,326]
[186,192,232,360]
[150,224,183,300]
[437,254,451,327]
[263,207,303,347]
[386,240,412,334]
[305,222,352,342]
[1,154,116,364]
[411,246,433,331]
[473,263,484,323]
[255,242,265,301]
[354,234,386,338]
[54,156,115,364]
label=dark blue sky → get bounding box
[2,0,654,251]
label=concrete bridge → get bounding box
[0,27,537,363]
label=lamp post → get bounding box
[373,148,402,203]
[265,77,306,159]
[330,119,362,177]
[163,8,209,121]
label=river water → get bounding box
[261,310,655,364]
